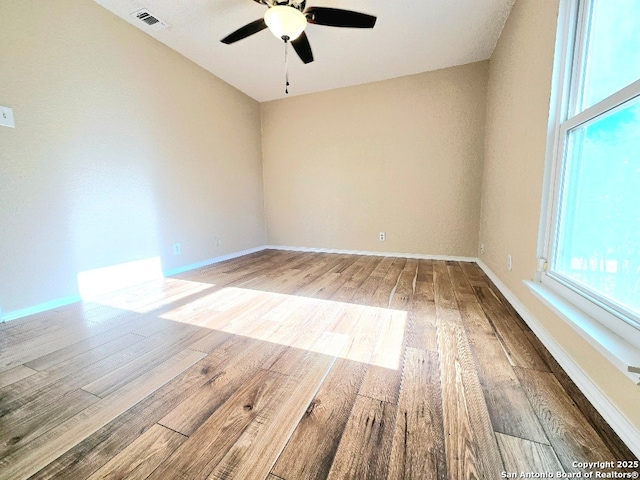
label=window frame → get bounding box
[538,0,640,351]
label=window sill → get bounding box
[525,280,640,385]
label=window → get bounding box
[540,0,640,351]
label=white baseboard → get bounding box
[475,259,640,459]
[1,294,82,323]
[3,244,462,322]
[266,245,476,263]
[1,245,269,324]
[162,245,268,277]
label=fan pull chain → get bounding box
[283,36,290,94]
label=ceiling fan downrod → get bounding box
[283,35,290,94]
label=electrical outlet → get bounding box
[214,236,222,247]
[379,232,386,242]
[0,106,15,128]
[480,243,485,254]
[173,243,181,255]
[507,254,512,271]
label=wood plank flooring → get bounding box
[0,250,635,479]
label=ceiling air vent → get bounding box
[130,9,168,30]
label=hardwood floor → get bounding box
[0,249,635,479]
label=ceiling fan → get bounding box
[220,0,377,64]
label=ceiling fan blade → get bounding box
[304,7,376,28]
[220,18,267,44]
[291,32,314,64]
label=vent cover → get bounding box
[130,9,168,30]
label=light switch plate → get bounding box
[0,106,15,128]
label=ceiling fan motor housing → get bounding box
[257,0,306,12]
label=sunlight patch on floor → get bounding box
[88,277,215,313]
[92,279,407,371]
[167,285,407,370]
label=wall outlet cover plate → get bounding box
[0,106,15,128]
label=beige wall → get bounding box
[0,0,265,314]
[261,62,488,257]
[479,0,640,434]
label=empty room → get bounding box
[1,0,639,478]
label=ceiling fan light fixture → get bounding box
[264,5,307,41]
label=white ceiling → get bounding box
[93,0,514,102]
